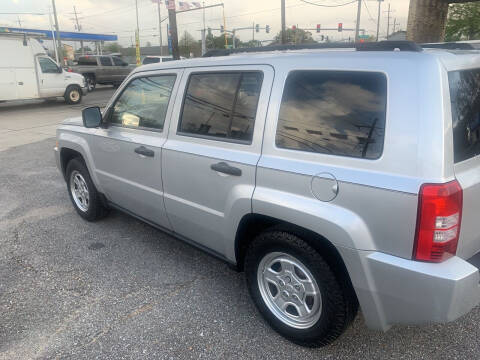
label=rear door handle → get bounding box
[210,162,242,176]
[134,146,154,157]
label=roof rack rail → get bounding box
[202,40,422,57]
[421,42,477,50]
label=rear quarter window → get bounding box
[275,70,387,159]
[449,68,480,163]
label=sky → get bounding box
[0,0,411,48]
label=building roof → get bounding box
[0,27,117,42]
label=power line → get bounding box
[363,0,376,24]
[298,0,357,8]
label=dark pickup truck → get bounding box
[67,55,135,91]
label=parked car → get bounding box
[0,34,86,104]
[142,56,185,65]
[54,41,480,347]
[67,55,135,91]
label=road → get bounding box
[1,89,480,359]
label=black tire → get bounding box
[66,157,109,221]
[85,74,96,92]
[64,85,82,105]
[245,230,358,347]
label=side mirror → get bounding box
[82,107,102,128]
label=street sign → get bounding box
[358,34,369,39]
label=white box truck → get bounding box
[0,34,87,104]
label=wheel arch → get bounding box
[235,214,355,289]
[60,147,84,180]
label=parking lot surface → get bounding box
[1,90,480,359]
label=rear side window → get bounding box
[100,56,112,66]
[276,71,387,159]
[178,72,263,143]
[143,57,160,65]
[449,69,480,163]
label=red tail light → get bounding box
[67,67,73,72]
[413,180,463,262]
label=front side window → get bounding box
[100,56,112,66]
[449,68,480,163]
[110,75,176,130]
[112,56,125,66]
[38,57,59,73]
[276,71,387,159]
[178,72,263,142]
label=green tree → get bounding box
[206,33,237,49]
[104,42,122,53]
[180,31,201,57]
[271,28,317,45]
[445,3,480,41]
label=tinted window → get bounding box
[449,68,480,163]
[179,72,263,142]
[143,57,160,65]
[77,56,97,65]
[110,75,176,130]
[112,56,125,66]
[38,57,59,73]
[276,71,387,159]
[100,56,112,66]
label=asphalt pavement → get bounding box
[1,89,480,359]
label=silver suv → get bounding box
[55,42,480,346]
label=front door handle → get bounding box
[210,162,242,176]
[134,146,154,157]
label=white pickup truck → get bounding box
[0,33,86,104]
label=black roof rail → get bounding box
[202,40,422,57]
[421,42,476,50]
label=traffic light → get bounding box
[207,27,211,36]
[320,35,324,41]
[220,25,224,33]
[265,25,270,34]
[292,25,296,30]
[316,24,321,33]
[338,23,343,32]
[255,24,260,33]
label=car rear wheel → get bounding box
[64,85,82,105]
[245,230,358,347]
[66,158,109,221]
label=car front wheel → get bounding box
[66,158,108,221]
[64,85,82,104]
[245,230,358,347]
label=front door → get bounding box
[37,56,65,97]
[90,69,183,230]
[162,66,273,257]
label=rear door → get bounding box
[97,56,113,83]
[449,68,480,259]
[162,65,273,257]
[90,69,183,230]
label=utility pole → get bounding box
[376,0,382,41]
[252,22,255,42]
[168,3,180,59]
[202,1,206,54]
[392,18,399,35]
[72,6,84,55]
[51,0,62,65]
[135,0,141,65]
[156,0,164,55]
[355,0,362,42]
[17,16,22,27]
[222,5,227,48]
[385,3,392,40]
[48,7,59,64]
[281,0,286,44]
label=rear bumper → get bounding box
[339,248,480,331]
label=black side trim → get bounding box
[107,201,237,267]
